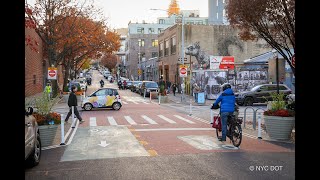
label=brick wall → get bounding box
[25,28,45,97]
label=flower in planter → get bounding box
[263,92,295,117]
[33,112,61,125]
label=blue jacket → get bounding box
[213,88,235,113]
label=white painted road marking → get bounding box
[124,116,137,125]
[122,101,128,104]
[107,116,118,126]
[174,115,195,124]
[135,128,213,132]
[90,117,97,126]
[141,115,157,124]
[157,115,176,124]
[142,102,149,104]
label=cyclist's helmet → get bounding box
[221,83,232,91]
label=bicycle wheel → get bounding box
[231,124,242,147]
[216,128,222,140]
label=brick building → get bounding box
[25,27,46,97]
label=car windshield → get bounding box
[146,82,158,88]
[250,85,262,92]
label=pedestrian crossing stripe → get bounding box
[86,115,199,126]
[107,116,118,125]
[157,115,176,124]
[90,117,97,126]
[122,101,128,104]
[124,116,137,125]
[141,115,157,124]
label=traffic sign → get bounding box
[48,67,57,80]
[179,65,187,77]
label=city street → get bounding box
[25,70,295,179]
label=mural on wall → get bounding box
[185,42,210,70]
[192,68,268,99]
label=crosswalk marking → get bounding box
[90,117,97,126]
[122,101,128,104]
[130,101,139,104]
[124,116,137,125]
[141,115,157,124]
[157,115,176,124]
[142,102,149,104]
[174,115,195,124]
[107,116,118,125]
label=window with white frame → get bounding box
[148,28,154,33]
[152,39,158,47]
[159,42,164,57]
[137,27,144,34]
[170,36,176,54]
[164,39,169,56]
[138,39,145,47]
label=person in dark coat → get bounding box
[64,86,85,124]
[172,83,177,96]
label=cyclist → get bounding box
[100,79,104,88]
[211,83,235,142]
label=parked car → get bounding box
[25,107,41,167]
[130,81,142,92]
[235,84,292,106]
[81,88,122,111]
[139,81,159,96]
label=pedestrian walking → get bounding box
[64,86,85,124]
[172,83,177,96]
[45,81,52,100]
[193,83,200,102]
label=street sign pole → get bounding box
[181,14,185,102]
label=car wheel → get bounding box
[244,97,254,106]
[112,102,121,110]
[26,133,41,167]
[84,103,93,111]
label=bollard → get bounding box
[60,114,65,145]
[158,94,161,105]
[150,92,152,102]
[189,98,192,116]
[210,109,213,124]
[71,106,76,128]
[257,112,262,139]
[144,89,146,99]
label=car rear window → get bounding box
[146,82,158,88]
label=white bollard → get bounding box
[60,114,65,145]
[210,109,213,124]
[71,106,76,128]
[144,89,146,99]
[189,98,192,116]
[257,112,262,139]
[159,94,161,105]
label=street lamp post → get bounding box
[272,49,280,94]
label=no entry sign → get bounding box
[48,67,57,80]
[179,65,187,77]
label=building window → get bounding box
[159,19,165,24]
[170,36,176,54]
[223,0,225,3]
[158,28,164,33]
[164,39,169,56]
[137,27,144,34]
[216,12,219,19]
[33,75,36,84]
[152,39,158,47]
[148,28,154,33]
[216,0,219,6]
[141,52,145,61]
[223,9,226,18]
[196,21,203,25]
[159,42,164,57]
[138,39,145,47]
[152,52,158,58]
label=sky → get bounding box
[94,0,209,29]
[26,0,209,29]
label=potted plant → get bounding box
[32,92,61,147]
[263,92,295,141]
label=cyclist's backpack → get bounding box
[212,115,221,130]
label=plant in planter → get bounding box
[263,92,295,141]
[32,92,61,147]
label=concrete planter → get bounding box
[38,125,59,147]
[158,95,169,103]
[264,115,295,141]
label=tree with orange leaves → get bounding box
[25,0,120,95]
[226,0,295,75]
[100,54,118,73]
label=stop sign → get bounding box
[48,70,56,77]
[181,67,187,74]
